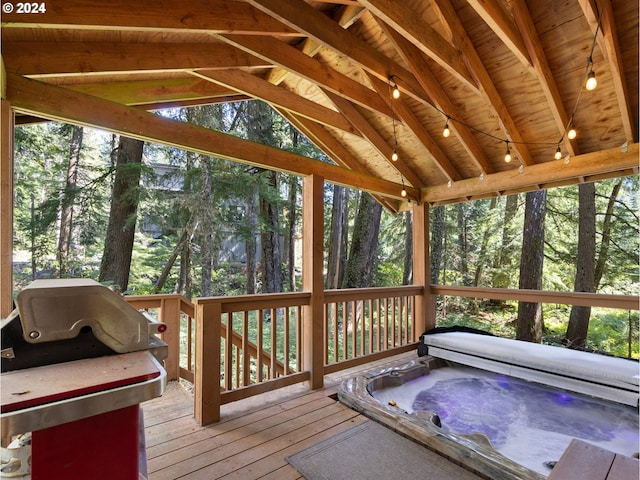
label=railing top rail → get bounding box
[431,285,640,310]
[324,285,423,302]
[125,293,195,317]
[195,291,312,313]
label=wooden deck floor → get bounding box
[142,352,416,480]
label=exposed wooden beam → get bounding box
[367,73,462,183]
[6,74,415,200]
[379,22,493,175]
[359,0,478,92]
[325,90,422,188]
[246,0,433,109]
[422,143,639,204]
[0,99,13,317]
[192,69,358,135]
[578,0,635,143]
[465,0,532,69]
[0,0,300,36]
[265,5,364,85]
[216,34,393,118]
[2,42,269,77]
[431,0,534,167]
[64,78,241,107]
[279,110,400,213]
[511,0,578,157]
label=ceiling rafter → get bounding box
[6,72,414,200]
[3,42,269,78]
[2,0,301,36]
[366,72,462,183]
[577,0,635,142]
[192,69,359,135]
[276,109,401,213]
[215,34,393,119]
[510,0,578,157]
[65,78,242,107]
[265,5,365,85]
[358,0,478,92]
[465,0,532,69]
[430,0,534,167]
[246,0,434,110]
[324,89,422,188]
[379,21,494,176]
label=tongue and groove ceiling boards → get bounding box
[2,0,637,210]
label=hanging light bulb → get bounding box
[567,122,577,140]
[504,142,512,163]
[585,56,597,91]
[443,119,450,138]
[401,187,407,197]
[554,145,562,160]
[585,70,597,91]
[389,76,400,99]
[391,147,399,162]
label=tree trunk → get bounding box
[99,136,144,292]
[516,189,547,343]
[155,230,187,293]
[200,155,214,297]
[565,182,596,347]
[57,125,83,276]
[402,211,413,285]
[473,197,496,286]
[245,188,258,294]
[260,170,283,293]
[284,175,297,291]
[430,205,445,284]
[326,184,348,289]
[342,192,382,288]
[491,194,519,304]
[594,180,622,289]
[456,203,470,285]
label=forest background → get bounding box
[11,101,639,359]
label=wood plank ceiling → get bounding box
[1,0,637,210]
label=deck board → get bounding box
[142,352,418,480]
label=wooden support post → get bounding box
[302,174,324,389]
[0,99,13,318]
[412,202,435,336]
[194,301,221,425]
[158,296,181,381]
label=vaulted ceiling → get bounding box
[1,0,637,211]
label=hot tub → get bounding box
[338,332,639,479]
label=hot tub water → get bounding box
[371,365,639,476]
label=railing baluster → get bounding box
[324,303,329,365]
[224,312,232,391]
[284,307,290,376]
[187,314,193,373]
[257,309,263,383]
[331,302,340,363]
[342,301,348,361]
[242,310,250,386]
[296,305,302,372]
[270,307,277,379]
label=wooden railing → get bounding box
[126,286,638,426]
[125,294,195,382]
[192,286,422,424]
[323,286,422,374]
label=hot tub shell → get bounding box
[338,333,639,480]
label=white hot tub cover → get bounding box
[422,332,639,406]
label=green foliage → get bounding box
[11,108,639,359]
